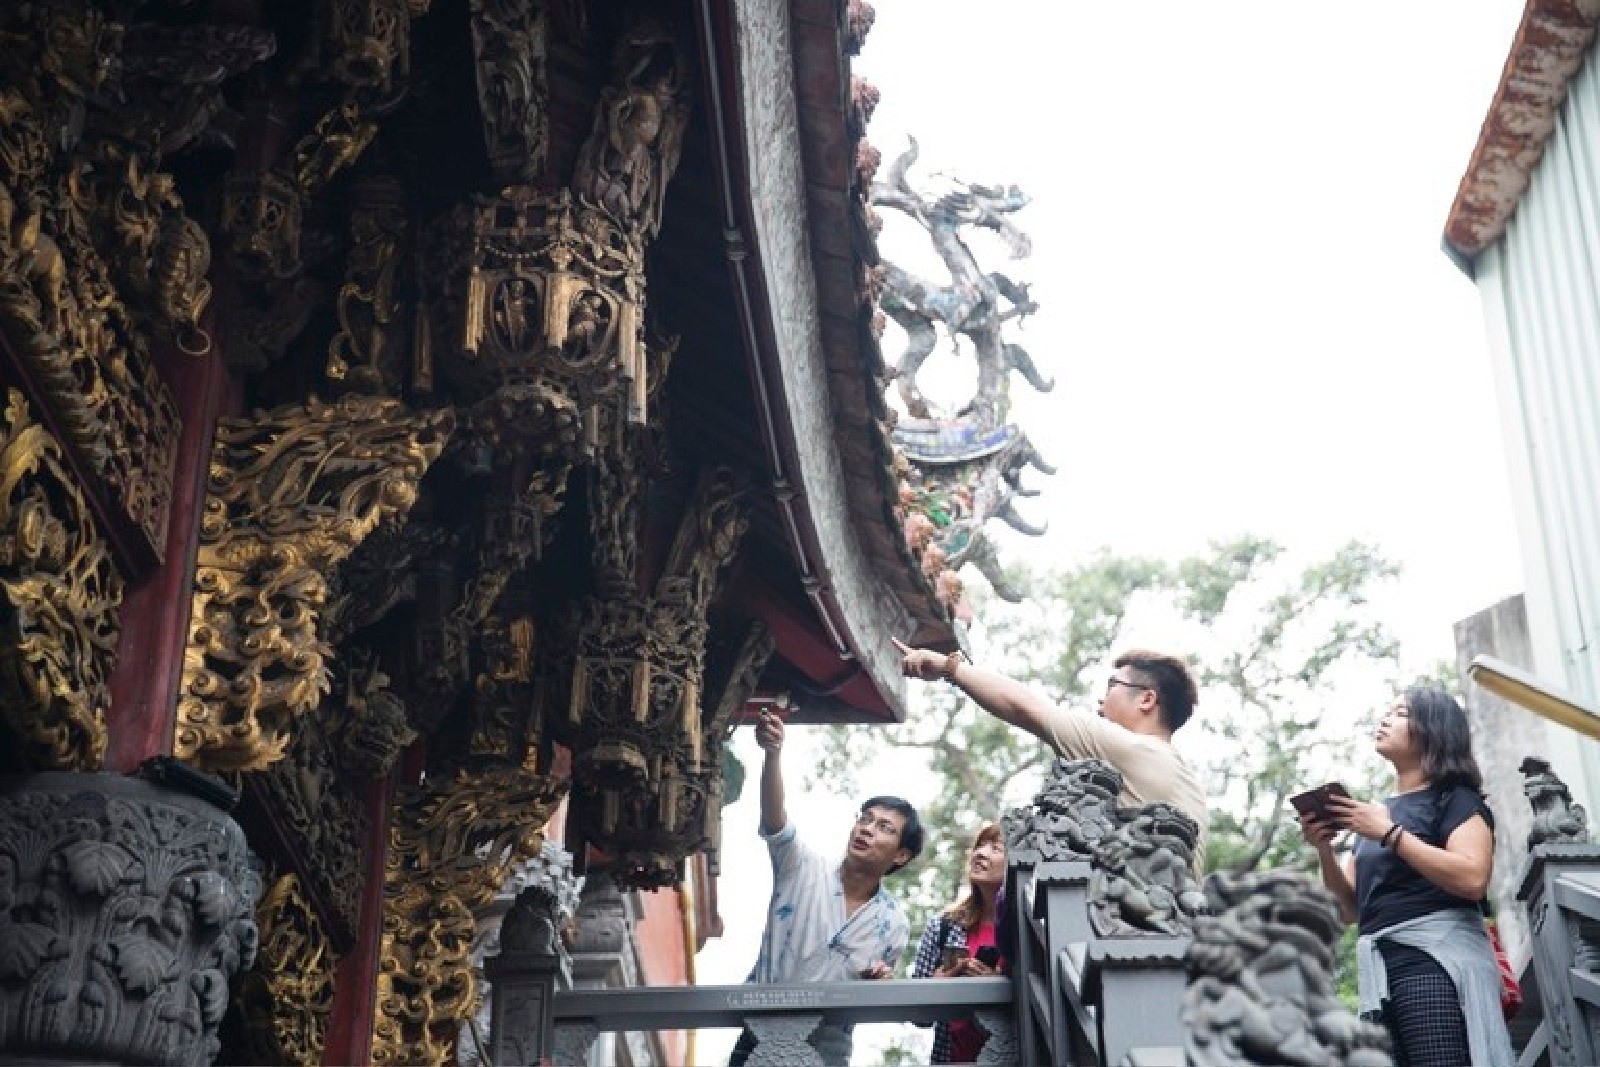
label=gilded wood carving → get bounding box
[373,766,567,1067]
[177,396,453,773]
[0,3,270,564]
[0,389,122,770]
[560,467,748,888]
[245,873,336,1067]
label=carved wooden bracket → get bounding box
[0,389,123,770]
[374,765,567,1067]
[561,467,749,888]
[176,395,453,773]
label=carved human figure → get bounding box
[572,24,688,237]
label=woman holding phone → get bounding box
[1298,686,1514,1067]
[910,822,1005,1065]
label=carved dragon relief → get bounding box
[872,139,1056,604]
[176,395,453,774]
[373,766,567,1067]
[0,389,123,771]
[238,872,337,1067]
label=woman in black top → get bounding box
[1298,686,1513,1067]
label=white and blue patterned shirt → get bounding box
[746,821,909,984]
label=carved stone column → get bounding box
[458,840,583,1067]
[484,885,563,1067]
[0,770,261,1066]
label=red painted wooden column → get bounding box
[323,774,393,1067]
[104,340,229,773]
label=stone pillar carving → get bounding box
[1087,803,1206,938]
[175,395,452,773]
[458,841,583,1067]
[1183,869,1391,1067]
[1517,758,1600,1067]
[0,770,261,1066]
[485,885,562,1067]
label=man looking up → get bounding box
[894,640,1208,860]
[730,709,919,1066]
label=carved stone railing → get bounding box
[548,979,1016,1066]
[1514,757,1599,1067]
[1006,856,1188,1067]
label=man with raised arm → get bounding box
[894,640,1208,859]
[729,709,921,1066]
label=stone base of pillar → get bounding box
[0,770,261,1067]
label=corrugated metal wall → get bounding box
[1476,37,1600,791]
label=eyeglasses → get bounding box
[1106,676,1151,696]
[854,812,903,838]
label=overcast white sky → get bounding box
[692,2,1532,1061]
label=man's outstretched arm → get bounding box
[756,709,787,835]
[893,638,1061,747]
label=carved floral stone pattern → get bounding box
[0,772,261,1066]
[176,395,452,773]
[0,389,123,771]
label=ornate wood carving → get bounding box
[251,710,371,945]
[320,0,413,92]
[0,4,270,565]
[327,175,408,394]
[247,873,336,1067]
[560,468,748,888]
[470,0,549,184]
[177,396,452,773]
[572,19,689,239]
[430,188,641,444]
[373,766,566,1067]
[0,389,122,771]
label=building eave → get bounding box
[1444,0,1600,269]
[694,0,955,724]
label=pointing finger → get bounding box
[890,637,912,654]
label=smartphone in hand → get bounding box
[940,946,970,971]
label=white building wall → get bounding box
[1473,34,1600,812]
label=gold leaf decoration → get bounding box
[0,388,122,770]
[176,395,453,773]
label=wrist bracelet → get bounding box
[1380,824,1402,849]
[942,649,966,682]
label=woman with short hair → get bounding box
[910,822,1005,1065]
[1299,686,1514,1066]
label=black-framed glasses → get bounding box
[1106,676,1151,695]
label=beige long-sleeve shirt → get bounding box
[1044,707,1209,867]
